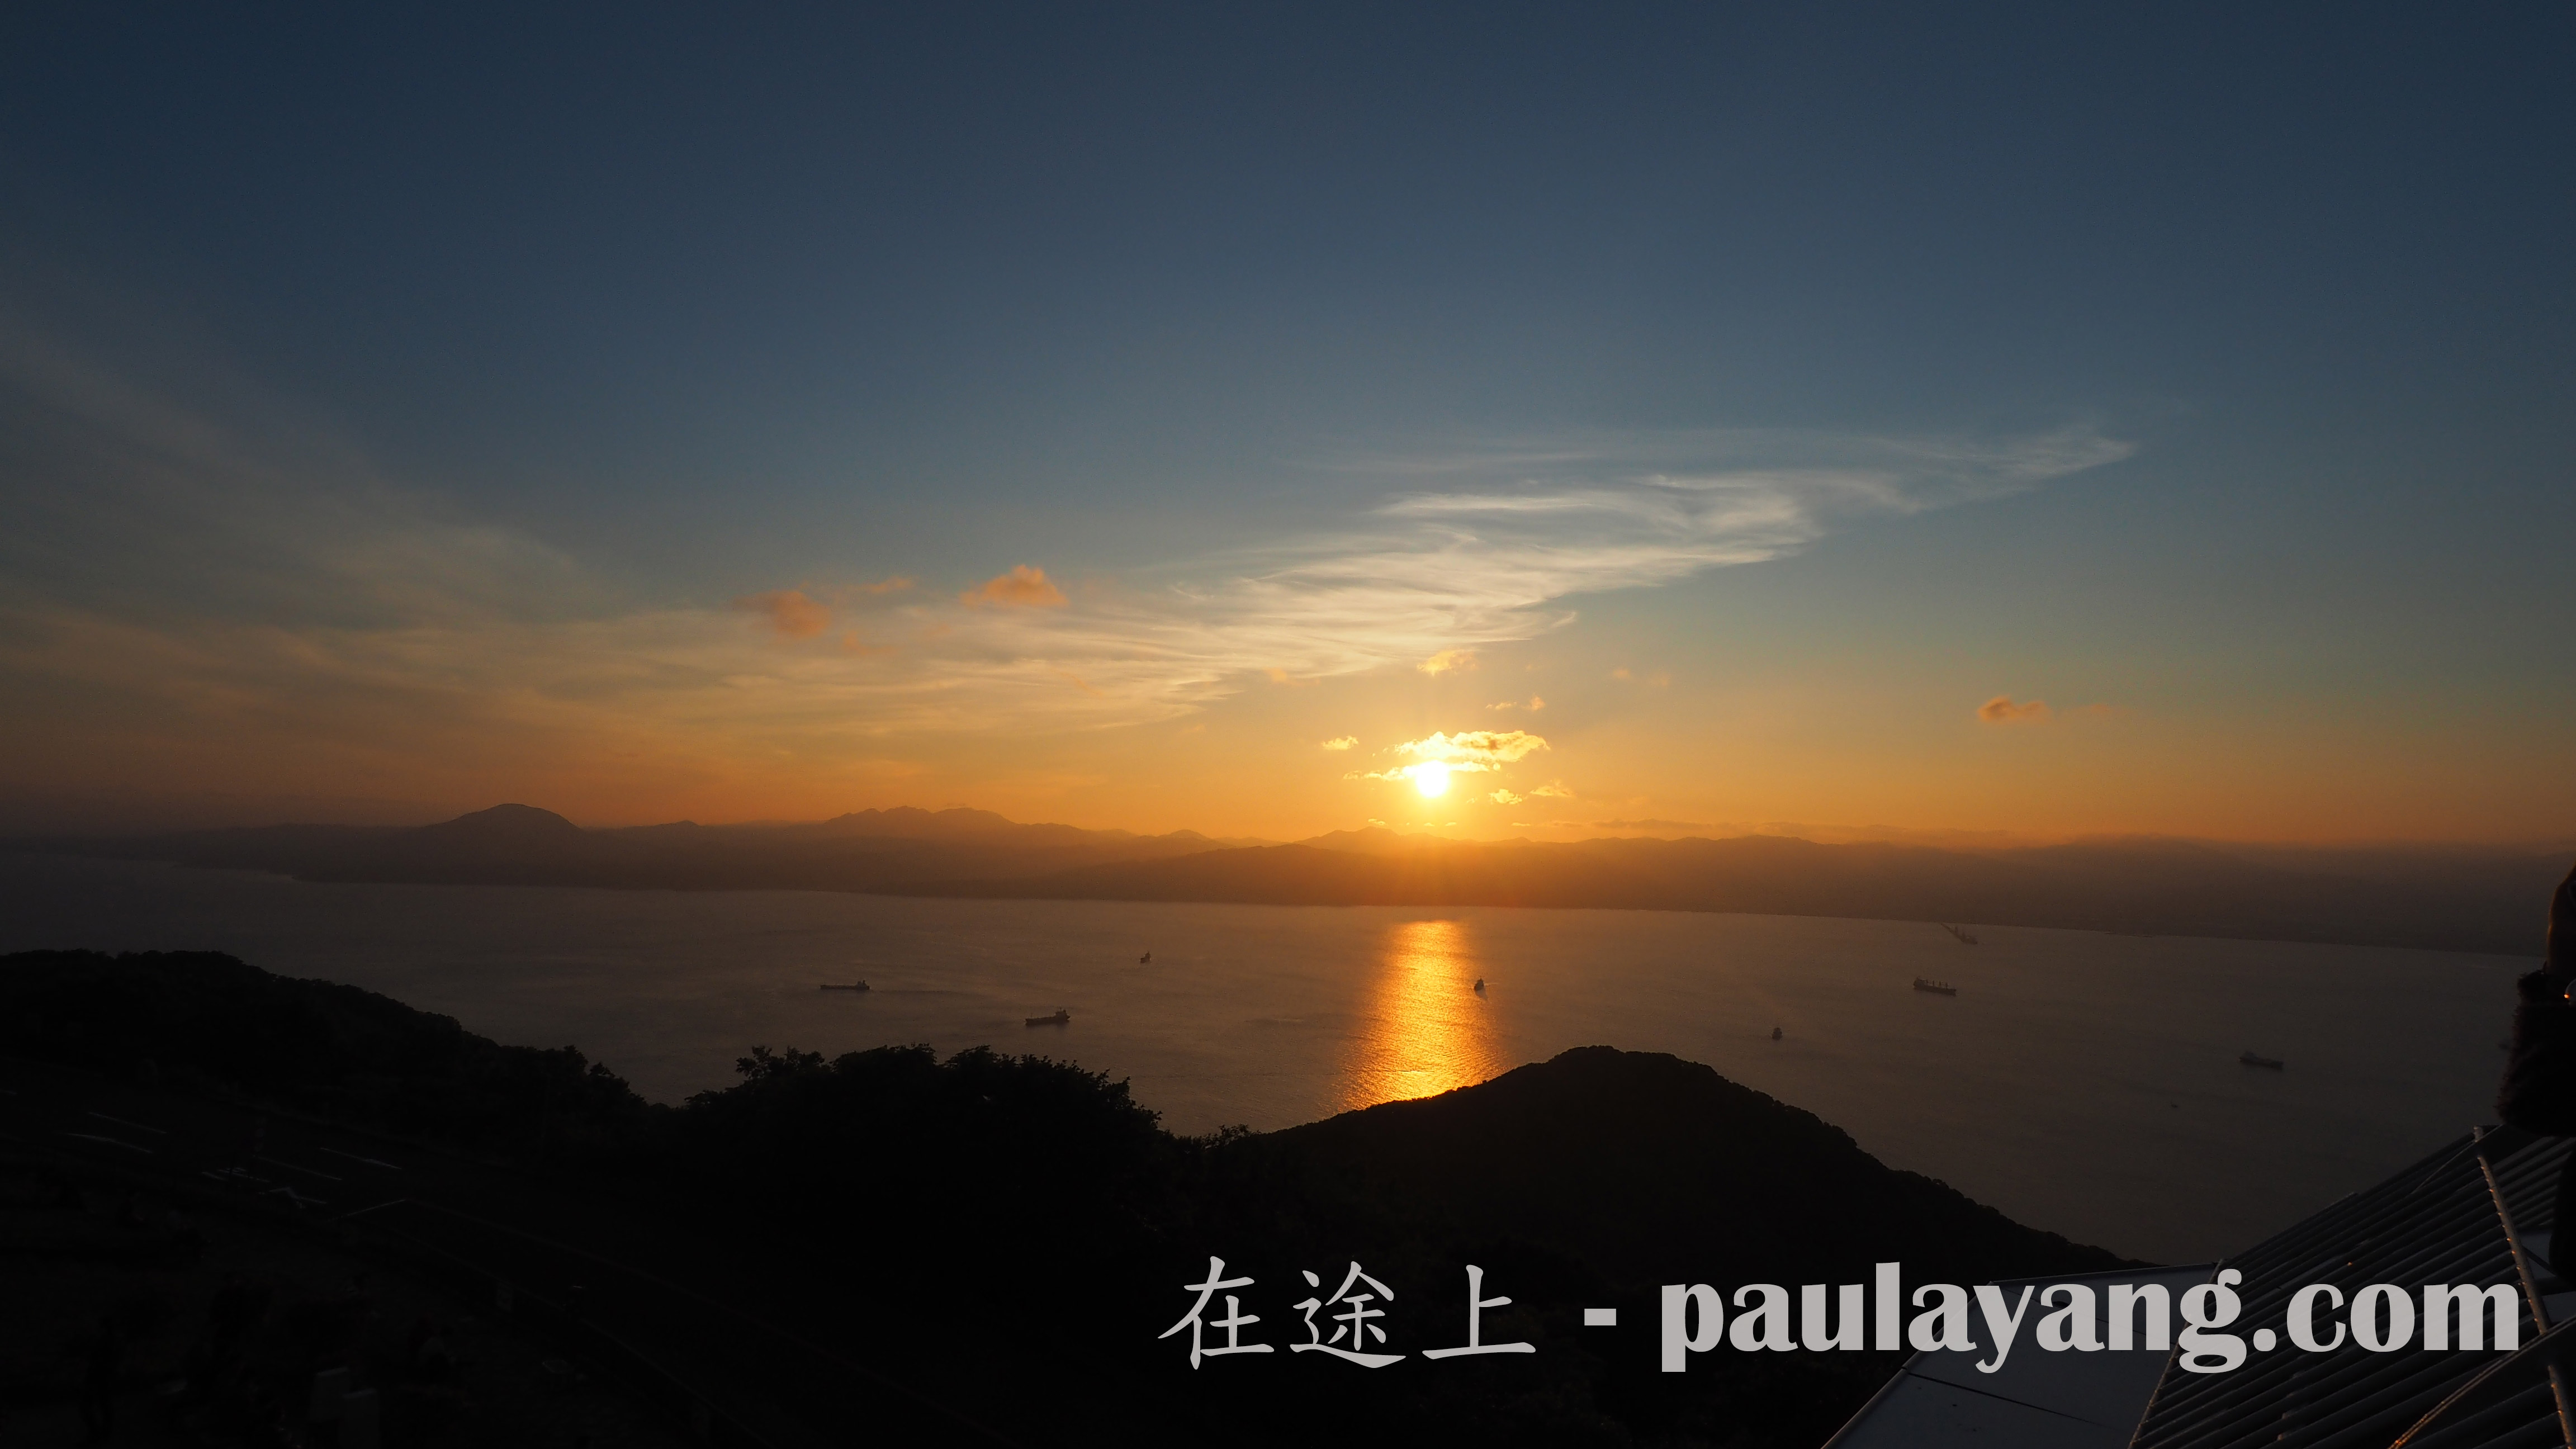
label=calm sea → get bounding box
[0,851,2531,1265]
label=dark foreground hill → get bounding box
[1246,1046,2109,1294]
[0,949,2124,1447]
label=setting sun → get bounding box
[2,12,2569,1449]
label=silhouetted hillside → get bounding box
[0,948,650,1157]
[1177,1049,2127,1446]
[1245,1046,2118,1292]
[1,949,2130,1446]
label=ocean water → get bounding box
[0,851,2531,1265]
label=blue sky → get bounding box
[1,4,2568,839]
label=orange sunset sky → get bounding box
[2,11,2569,846]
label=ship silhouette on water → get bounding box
[1912,977,1959,996]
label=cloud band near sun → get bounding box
[1347,729,1550,797]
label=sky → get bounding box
[0,4,2568,844]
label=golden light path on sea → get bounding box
[1333,918,1508,1114]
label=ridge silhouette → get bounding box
[4,947,2122,1445]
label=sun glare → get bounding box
[1412,761,1450,797]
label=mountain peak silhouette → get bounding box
[422,803,584,841]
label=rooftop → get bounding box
[1830,1128,2576,1449]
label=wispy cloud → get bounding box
[0,311,2140,801]
[870,425,2130,728]
[1320,736,1357,751]
[1976,695,2052,724]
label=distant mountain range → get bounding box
[46,803,1261,892]
[28,804,2564,956]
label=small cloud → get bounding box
[733,588,831,638]
[1488,700,1516,712]
[1418,648,1479,676]
[1531,780,1574,798]
[1321,736,1358,751]
[1265,667,1318,686]
[1053,669,1103,697]
[858,575,915,596]
[1976,695,2052,724]
[1486,695,1545,712]
[1611,666,1631,681]
[1366,818,1389,827]
[1395,730,1549,768]
[962,565,1069,609]
[1527,695,1546,711]
[838,631,898,657]
[1488,788,1523,806]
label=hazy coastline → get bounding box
[25,803,2562,957]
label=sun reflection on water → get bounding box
[1334,918,1508,1114]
